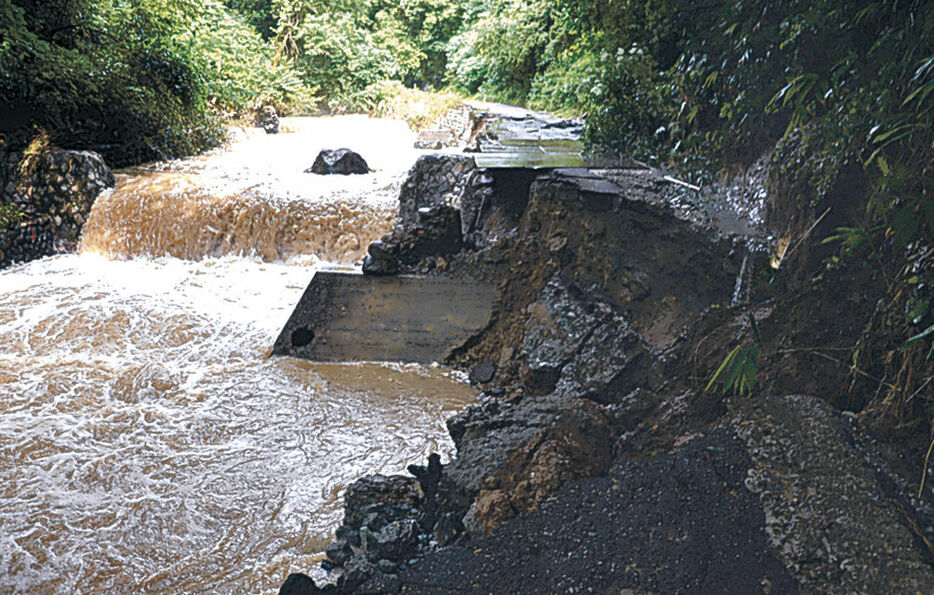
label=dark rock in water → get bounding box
[343,475,422,530]
[468,360,496,385]
[306,148,369,175]
[319,558,335,572]
[278,573,329,594]
[361,239,399,276]
[260,105,279,134]
[361,503,421,534]
[321,478,424,581]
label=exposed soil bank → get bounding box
[279,105,934,593]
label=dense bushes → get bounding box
[1,0,215,165]
[186,1,314,116]
[0,0,312,166]
[448,0,932,261]
[265,0,462,111]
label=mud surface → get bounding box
[364,431,796,594]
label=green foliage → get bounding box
[367,80,462,130]
[370,0,463,87]
[185,0,315,114]
[448,0,932,254]
[0,0,226,165]
[268,0,462,112]
[223,0,278,39]
[706,342,760,397]
[292,11,399,110]
[821,227,880,259]
[580,48,674,161]
[706,314,763,397]
[0,202,23,232]
[447,0,554,104]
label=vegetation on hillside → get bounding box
[447,0,932,440]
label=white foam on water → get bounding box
[0,117,475,593]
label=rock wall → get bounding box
[0,149,114,268]
[414,104,474,150]
[396,153,477,227]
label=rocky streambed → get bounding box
[281,104,934,593]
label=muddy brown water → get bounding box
[0,117,477,593]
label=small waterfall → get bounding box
[79,176,394,263]
[0,116,478,593]
[731,249,749,306]
[80,115,419,264]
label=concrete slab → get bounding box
[272,270,497,363]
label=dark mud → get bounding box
[363,431,796,594]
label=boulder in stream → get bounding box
[259,105,279,134]
[306,148,370,175]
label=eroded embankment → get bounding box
[284,104,934,594]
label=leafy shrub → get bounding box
[580,48,674,162]
[367,80,462,130]
[293,12,399,111]
[446,0,552,104]
[185,1,316,115]
[0,0,225,166]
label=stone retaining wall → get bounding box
[0,149,114,268]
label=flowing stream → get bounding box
[0,117,477,593]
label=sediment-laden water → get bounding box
[0,117,476,593]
